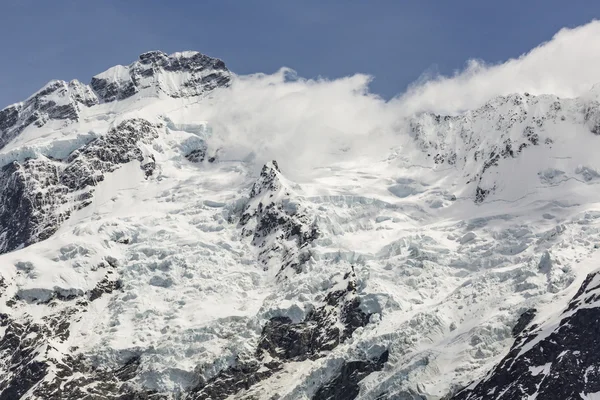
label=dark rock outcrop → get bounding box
[185,148,207,163]
[240,161,319,274]
[0,51,230,158]
[409,94,568,203]
[89,275,123,302]
[453,270,600,400]
[0,119,160,254]
[0,80,97,151]
[189,268,371,399]
[0,266,159,399]
[511,308,536,338]
[91,51,231,103]
[0,310,72,399]
[61,118,159,190]
[313,350,389,400]
[0,158,68,253]
[189,361,280,400]
[257,268,370,362]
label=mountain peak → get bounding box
[0,50,231,153]
[250,160,283,199]
[90,50,231,103]
[0,78,98,151]
[138,50,169,63]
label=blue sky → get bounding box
[1,1,599,108]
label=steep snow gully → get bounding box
[1,38,600,400]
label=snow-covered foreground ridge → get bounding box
[1,44,600,400]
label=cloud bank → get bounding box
[394,20,600,114]
[195,21,600,174]
[200,70,398,175]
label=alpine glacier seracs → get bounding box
[1,49,600,400]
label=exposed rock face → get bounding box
[0,259,151,400]
[0,80,97,151]
[0,313,52,400]
[409,93,568,203]
[240,161,320,274]
[189,361,279,400]
[0,119,160,254]
[0,158,66,253]
[185,148,207,163]
[313,350,389,400]
[511,308,536,337]
[29,353,165,400]
[184,145,217,164]
[190,267,373,399]
[453,270,600,400]
[0,51,229,156]
[257,267,370,362]
[0,317,163,400]
[61,118,159,190]
[90,51,231,103]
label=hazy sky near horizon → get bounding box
[0,1,599,108]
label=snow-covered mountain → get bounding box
[1,48,600,400]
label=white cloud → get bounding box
[201,69,398,177]
[394,20,600,114]
[194,21,600,175]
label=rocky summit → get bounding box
[1,49,600,400]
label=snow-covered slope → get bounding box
[1,48,600,400]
